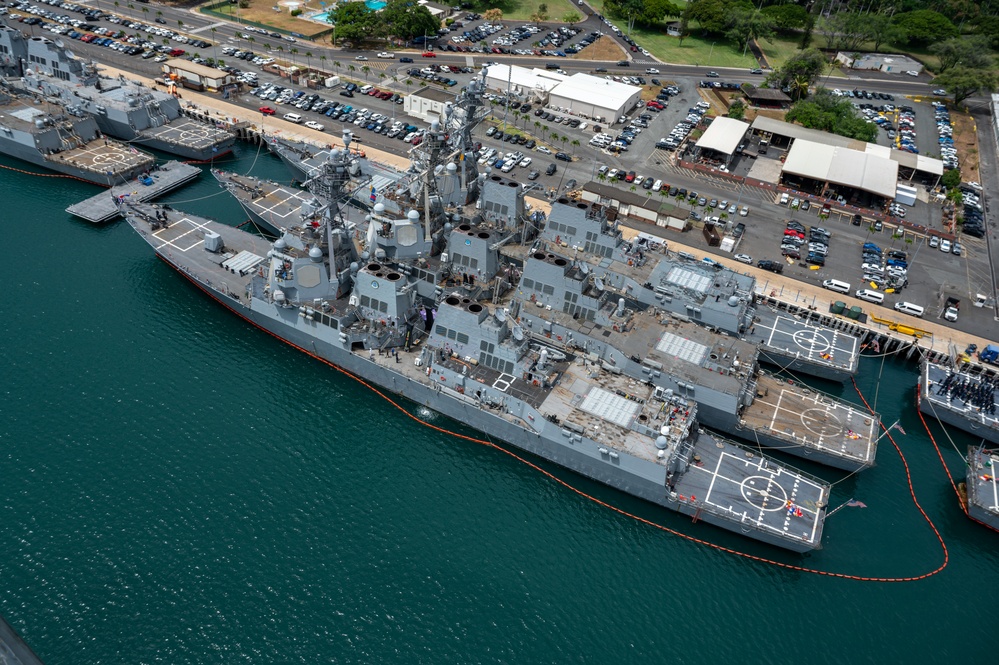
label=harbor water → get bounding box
[1,147,995,664]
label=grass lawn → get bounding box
[464,0,582,23]
[207,2,331,39]
[638,28,759,69]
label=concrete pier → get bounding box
[67,160,201,223]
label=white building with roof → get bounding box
[548,73,642,123]
[483,64,565,103]
[694,117,750,165]
[782,139,898,200]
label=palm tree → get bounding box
[247,36,256,51]
[347,64,356,77]
[155,10,162,19]
[404,78,413,93]
[141,6,148,17]
[570,139,580,155]
[596,173,607,184]
[177,19,184,28]
[305,51,313,72]
[534,120,541,135]
[790,74,810,101]
[320,54,327,74]
[210,27,218,64]
[332,60,342,74]
[262,43,271,51]
[379,72,387,84]
[629,184,638,194]
[361,65,371,80]
[559,135,568,151]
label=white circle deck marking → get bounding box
[179,128,211,142]
[792,329,831,353]
[740,475,788,511]
[92,152,127,164]
[800,407,843,437]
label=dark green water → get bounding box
[1,147,995,664]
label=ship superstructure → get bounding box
[120,137,832,552]
[0,29,235,160]
[535,197,861,381]
[0,80,153,184]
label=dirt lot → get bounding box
[951,110,981,182]
[567,36,624,62]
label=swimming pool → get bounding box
[310,0,386,21]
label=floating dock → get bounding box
[66,160,200,223]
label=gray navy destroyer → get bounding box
[0,78,152,184]
[120,72,835,552]
[918,357,999,531]
[0,22,235,160]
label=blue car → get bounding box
[863,243,881,253]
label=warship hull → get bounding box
[966,447,999,530]
[918,361,999,445]
[135,228,825,553]
[0,131,151,186]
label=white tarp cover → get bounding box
[782,139,898,199]
[695,117,750,156]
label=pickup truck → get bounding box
[944,297,960,322]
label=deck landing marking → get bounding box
[792,329,831,353]
[740,475,788,511]
[800,407,843,437]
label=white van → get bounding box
[894,301,925,317]
[855,289,884,304]
[283,113,302,123]
[822,279,851,294]
[359,84,373,94]
[780,192,789,205]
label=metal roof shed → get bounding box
[695,117,751,156]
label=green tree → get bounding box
[562,11,581,26]
[933,66,999,105]
[483,8,502,23]
[785,90,879,142]
[761,4,808,31]
[930,36,994,74]
[941,168,962,190]
[329,0,377,42]
[725,9,776,54]
[530,6,549,26]
[380,0,440,41]
[769,49,826,95]
[361,65,371,80]
[892,10,959,46]
[816,12,874,53]
[727,99,746,120]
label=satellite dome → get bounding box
[407,209,420,222]
[431,120,440,131]
[349,262,359,274]
[374,202,385,214]
[274,237,287,251]
[309,246,323,261]
[446,162,457,173]
[655,436,669,450]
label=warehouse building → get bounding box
[547,73,642,124]
[484,64,641,123]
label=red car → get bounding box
[625,170,636,183]
[421,51,436,57]
[259,106,276,115]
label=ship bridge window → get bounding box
[456,332,469,344]
[435,324,447,336]
[523,278,535,289]
[0,45,9,55]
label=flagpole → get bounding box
[826,498,859,518]
[875,419,901,443]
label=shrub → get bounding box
[290,8,302,16]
